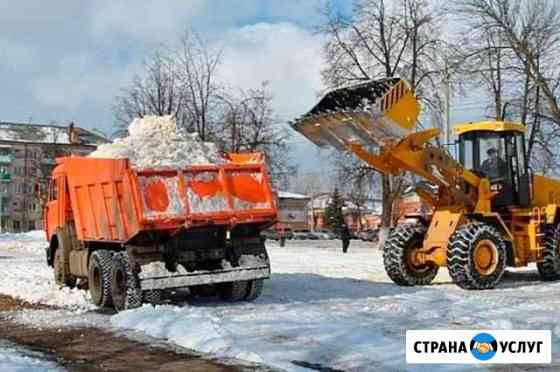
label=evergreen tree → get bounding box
[324,188,345,231]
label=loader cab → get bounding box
[456,121,530,208]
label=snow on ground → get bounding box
[112,240,560,371]
[0,232,94,312]
[2,233,560,371]
[0,230,47,256]
[0,340,61,371]
[89,115,223,168]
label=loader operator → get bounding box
[480,147,506,182]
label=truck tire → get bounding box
[54,247,77,288]
[383,225,438,286]
[143,289,164,305]
[537,224,560,281]
[448,223,506,290]
[244,279,263,301]
[88,250,113,308]
[111,252,142,312]
[217,281,248,302]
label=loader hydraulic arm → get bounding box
[346,128,493,212]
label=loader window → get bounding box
[477,134,507,182]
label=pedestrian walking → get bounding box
[341,224,351,253]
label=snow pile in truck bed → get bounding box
[89,115,223,168]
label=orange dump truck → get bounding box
[44,154,276,311]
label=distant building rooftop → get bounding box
[0,121,109,146]
[278,191,310,200]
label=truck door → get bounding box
[45,177,60,238]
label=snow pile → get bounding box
[89,115,223,168]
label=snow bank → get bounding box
[89,115,223,169]
[0,340,61,372]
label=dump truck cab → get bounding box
[455,121,531,208]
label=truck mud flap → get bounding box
[140,266,271,290]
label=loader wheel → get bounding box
[383,225,438,286]
[448,223,506,290]
[537,224,560,281]
[111,252,142,312]
[143,289,164,305]
[54,247,76,288]
[245,279,264,301]
[88,250,113,308]
[217,281,248,302]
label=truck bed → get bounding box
[57,155,276,243]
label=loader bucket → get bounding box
[291,78,420,148]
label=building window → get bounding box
[13,220,20,231]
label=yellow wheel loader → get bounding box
[292,78,560,289]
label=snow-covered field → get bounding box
[1,232,560,371]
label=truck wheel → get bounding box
[448,223,506,290]
[88,250,113,308]
[54,248,76,288]
[143,289,164,305]
[383,225,438,286]
[217,281,248,302]
[111,252,142,312]
[537,224,560,281]
[245,279,263,301]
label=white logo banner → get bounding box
[406,330,551,364]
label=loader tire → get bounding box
[54,247,76,288]
[448,223,506,290]
[217,281,248,302]
[111,252,142,312]
[244,279,264,301]
[537,224,560,281]
[88,250,113,308]
[143,289,164,305]
[383,224,438,286]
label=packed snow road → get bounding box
[1,232,559,371]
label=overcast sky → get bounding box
[1,1,486,173]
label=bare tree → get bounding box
[111,33,296,185]
[452,0,560,174]
[219,82,295,187]
[319,0,446,227]
[175,31,224,140]
[113,50,182,136]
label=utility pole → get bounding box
[444,57,451,145]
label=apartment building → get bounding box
[0,121,108,232]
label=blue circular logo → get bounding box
[470,333,497,361]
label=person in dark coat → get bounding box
[341,224,351,253]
